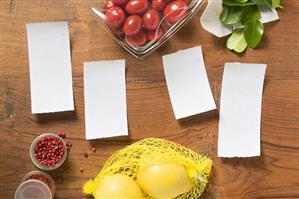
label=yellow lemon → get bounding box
[95,174,143,199]
[137,163,192,199]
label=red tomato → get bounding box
[106,6,126,29]
[143,9,160,30]
[122,15,142,36]
[103,1,114,12]
[125,30,147,47]
[163,0,188,24]
[146,25,165,42]
[125,0,149,15]
[112,0,129,6]
[152,0,168,12]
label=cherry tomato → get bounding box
[163,0,188,24]
[103,1,114,12]
[106,6,126,29]
[146,25,165,42]
[152,0,168,12]
[125,30,147,47]
[125,0,149,15]
[143,9,160,30]
[112,0,129,6]
[122,15,142,36]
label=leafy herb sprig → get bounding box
[220,0,282,53]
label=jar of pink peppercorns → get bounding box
[30,133,67,171]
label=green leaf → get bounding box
[226,29,248,53]
[272,0,283,8]
[220,5,229,23]
[222,0,278,53]
[244,19,264,48]
[223,0,255,7]
[220,6,244,25]
[251,0,272,8]
[241,5,261,25]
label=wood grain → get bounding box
[1,0,299,198]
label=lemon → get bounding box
[137,163,192,199]
[95,174,143,199]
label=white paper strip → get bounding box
[200,1,233,37]
[200,0,279,38]
[26,22,74,113]
[162,46,216,120]
[84,60,128,140]
[218,63,267,157]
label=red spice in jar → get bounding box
[34,136,65,167]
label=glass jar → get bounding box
[30,133,67,171]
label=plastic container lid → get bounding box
[14,179,52,199]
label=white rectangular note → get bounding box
[218,63,267,157]
[162,46,216,120]
[26,22,74,113]
[84,60,128,140]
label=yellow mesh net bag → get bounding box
[83,138,212,199]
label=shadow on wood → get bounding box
[35,111,78,124]
[178,109,219,128]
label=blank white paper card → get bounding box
[162,46,216,119]
[218,63,267,157]
[84,60,128,140]
[26,22,74,113]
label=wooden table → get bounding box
[1,0,298,198]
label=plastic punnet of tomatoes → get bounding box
[91,0,203,59]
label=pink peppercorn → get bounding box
[56,176,63,184]
[30,133,67,171]
[84,152,88,158]
[34,136,64,166]
[66,141,72,147]
[57,132,66,138]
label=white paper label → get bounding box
[218,63,267,157]
[84,60,128,140]
[162,46,216,119]
[26,22,74,113]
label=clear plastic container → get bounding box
[90,0,203,59]
[30,133,67,171]
[22,171,56,197]
[14,179,53,199]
